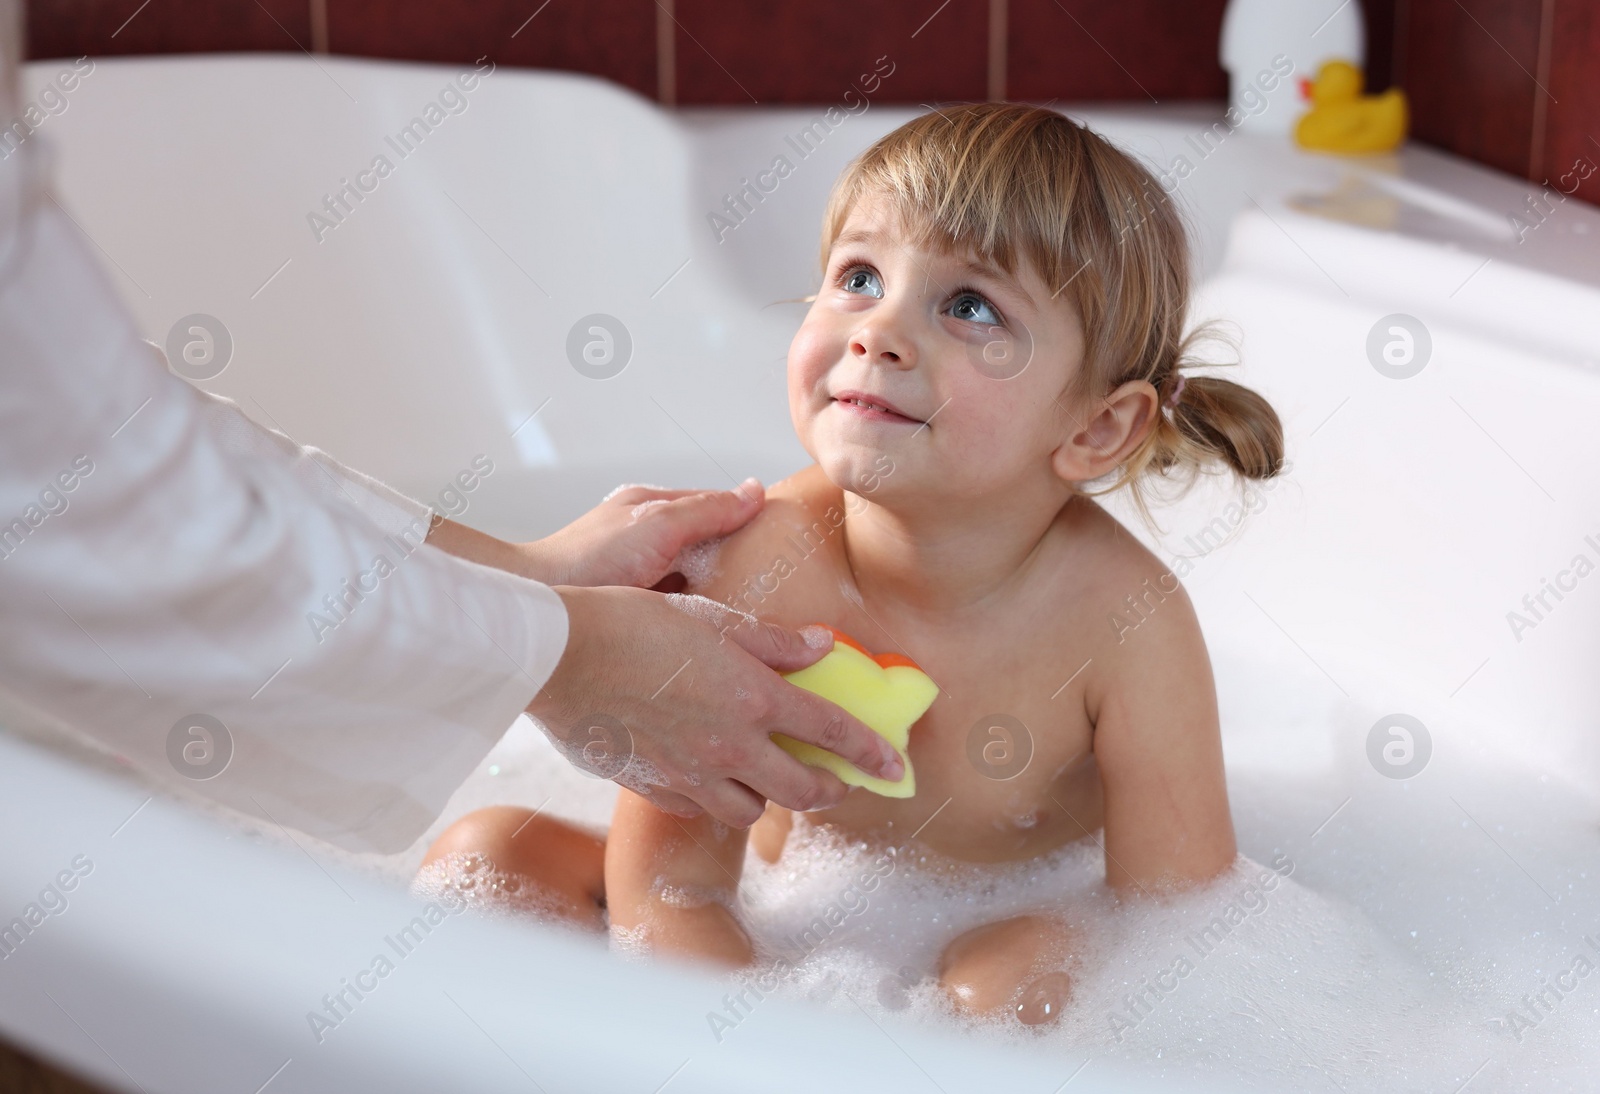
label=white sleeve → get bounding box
[183,378,437,542]
[0,22,569,853]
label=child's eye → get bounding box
[949,290,1002,327]
[837,265,884,299]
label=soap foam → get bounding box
[410,851,578,925]
[671,536,725,587]
[298,648,1600,1093]
[665,591,749,629]
[727,821,1493,1092]
[653,876,730,910]
[610,923,652,961]
[629,498,671,523]
[602,482,669,502]
[613,754,671,797]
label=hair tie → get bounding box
[1164,373,1187,409]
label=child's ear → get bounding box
[1050,379,1160,483]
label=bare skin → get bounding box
[424,188,1238,1024]
[423,478,906,824]
[421,807,607,930]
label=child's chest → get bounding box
[714,510,1107,864]
[799,607,1105,863]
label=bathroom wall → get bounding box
[1400,0,1597,205]
[21,0,1597,206]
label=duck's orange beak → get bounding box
[1298,77,1314,100]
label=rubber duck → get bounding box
[774,625,937,798]
[1294,60,1408,154]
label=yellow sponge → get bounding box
[774,626,937,799]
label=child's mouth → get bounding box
[832,391,923,425]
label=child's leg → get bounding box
[937,915,1080,1026]
[604,789,753,968]
[419,806,606,931]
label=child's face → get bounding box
[788,188,1088,509]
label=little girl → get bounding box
[417,102,1284,1023]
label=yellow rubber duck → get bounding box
[1294,60,1407,154]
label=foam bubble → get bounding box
[602,482,669,503]
[629,498,671,523]
[410,851,575,924]
[1014,971,1074,1026]
[610,923,652,961]
[724,824,1487,1090]
[614,755,671,797]
[665,592,749,629]
[672,536,725,587]
[653,877,729,910]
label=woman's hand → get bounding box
[528,585,906,827]
[521,480,766,589]
[427,480,766,590]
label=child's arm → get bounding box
[1088,570,1237,892]
[604,789,755,968]
[602,498,802,965]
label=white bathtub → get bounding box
[6,53,1600,1092]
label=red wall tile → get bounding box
[325,0,656,99]
[1402,0,1543,179]
[671,0,986,105]
[26,0,310,59]
[25,0,1599,216]
[1008,0,1230,103]
[1540,0,1600,204]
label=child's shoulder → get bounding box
[681,466,849,620]
[1053,495,1202,661]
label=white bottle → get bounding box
[1220,0,1365,136]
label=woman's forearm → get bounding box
[425,517,560,585]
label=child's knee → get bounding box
[423,806,539,869]
[418,806,607,929]
[937,914,1079,1025]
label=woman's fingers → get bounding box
[715,609,902,782]
[736,742,851,814]
[720,612,834,674]
[650,479,765,553]
[534,585,899,820]
[694,779,768,829]
[536,480,768,589]
[758,678,904,783]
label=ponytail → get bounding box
[1161,372,1285,482]
[1080,322,1285,529]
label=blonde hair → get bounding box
[817,103,1284,523]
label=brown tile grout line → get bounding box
[988,0,1007,102]
[309,0,328,54]
[657,0,676,105]
[1526,0,1555,183]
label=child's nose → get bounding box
[849,322,915,369]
